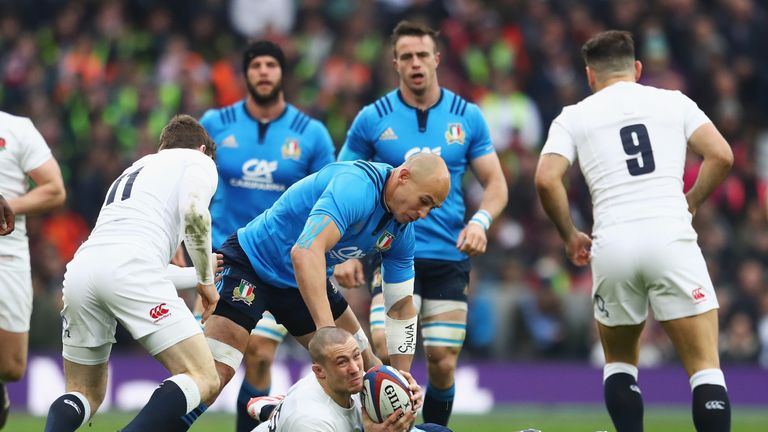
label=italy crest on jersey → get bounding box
[375,231,395,252]
[444,123,465,145]
[281,139,301,160]
[233,279,256,306]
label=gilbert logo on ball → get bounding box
[361,365,412,423]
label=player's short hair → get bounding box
[581,30,636,75]
[390,20,439,57]
[309,327,354,365]
[158,114,216,160]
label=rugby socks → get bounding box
[237,381,269,431]
[603,362,644,432]
[123,374,201,432]
[422,383,455,426]
[690,369,730,432]
[44,391,90,432]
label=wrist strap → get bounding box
[469,209,492,230]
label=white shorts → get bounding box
[0,269,33,332]
[250,311,288,342]
[591,220,718,326]
[61,245,201,365]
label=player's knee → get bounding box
[193,367,221,402]
[0,356,26,382]
[245,341,276,372]
[426,347,459,378]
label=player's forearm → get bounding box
[182,203,214,285]
[536,180,576,241]
[8,182,66,215]
[477,175,508,221]
[291,247,335,328]
[686,156,732,212]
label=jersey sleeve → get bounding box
[541,109,577,163]
[381,223,416,284]
[199,109,219,134]
[342,106,376,160]
[19,118,52,172]
[285,416,336,431]
[307,120,336,173]
[308,173,372,237]
[678,92,712,140]
[465,104,496,160]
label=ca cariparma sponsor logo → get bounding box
[281,138,301,160]
[329,247,366,261]
[444,123,465,145]
[230,159,285,191]
[404,146,441,160]
[375,231,395,252]
[379,127,398,141]
[233,279,256,306]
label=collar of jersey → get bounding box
[240,100,291,124]
[396,88,445,112]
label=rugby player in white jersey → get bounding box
[0,111,66,429]
[535,30,733,432]
[44,115,221,432]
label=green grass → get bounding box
[8,405,768,431]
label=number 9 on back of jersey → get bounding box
[361,365,413,423]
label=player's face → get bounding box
[323,339,365,395]
[393,35,440,96]
[390,174,444,224]
[245,55,283,105]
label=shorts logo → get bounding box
[149,303,170,323]
[692,288,707,304]
[233,279,256,306]
[444,123,465,145]
[594,294,609,318]
[281,139,301,160]
[375,231,395,252]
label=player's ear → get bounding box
[434,51,441,67]
[312,363,326,379]
[199,144,207,153]
[634,60,643,81]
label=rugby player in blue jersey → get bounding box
[200,40,335,432]
[335,21,508,426]
[177,154,449,429]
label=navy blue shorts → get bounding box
[213,234,348,336]
[370,258,470,303]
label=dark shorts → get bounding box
[370,257,470,303]
[214,234,348,336]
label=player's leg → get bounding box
[419,259,468,426]
[0,268,33,428]
[369,292,389,362]
[45,359,108,432]
[236,314,287,432]
[650,238,729,432]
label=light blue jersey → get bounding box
[237,161,415,289]
[340,88,494,261]
[201,101,335,248]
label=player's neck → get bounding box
[245,95,286,122]
[321,382,354,408]
[593,76,635,92]
[399,84,441,111]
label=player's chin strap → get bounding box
[383,279,417,356]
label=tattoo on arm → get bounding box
[296,215,332,249]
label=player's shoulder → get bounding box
[363,89,399,119]
[442,87,473,116]
[0,111,36,134]
[285,104,328,136]
[200,100,245,131]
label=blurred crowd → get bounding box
[2,0,768,367]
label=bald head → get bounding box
[403,152,450,200]
[309,327,354,365]
[385,152,450,224]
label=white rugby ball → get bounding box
[361,365,413,423]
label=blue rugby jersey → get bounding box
[201,101,335,248]
[340,88,495,261]
[237,161,415,289]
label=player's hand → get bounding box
[212,252,224,283]
[456,223,487,256]
[398,370,423,412]
[0,194,15,236]
[565,230,592,267]
[196,282,219,324]
[334,259,365,288]
[362,407,415,432]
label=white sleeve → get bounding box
[20,118,53,172]
[178,156,218,285]
[679,92,712,140]
[541,112,577,163]
[166,264,198,290]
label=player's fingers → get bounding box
[455,229,467,249]
[354,265,365,286]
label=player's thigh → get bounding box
[660,309,720,376]
[154,332,216,377]
[590,237,650,327]
[596,321,646,364]
[63,358,109,407]
[0,269,32,333]
[646,239,718,322]
[268,279,348,341]
[416,259,469,349]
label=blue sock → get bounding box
[123,379,194,432]
[44,392,89,432]
[237,380,269,432]
[180,403,208,429]
[422,383,455,426]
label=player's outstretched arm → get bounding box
[8,158,66,216]
[0,194,14,235]
[535,153,591,266]
[685,122,733,215]
[292,214,342,329]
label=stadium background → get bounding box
[1,0,767,430]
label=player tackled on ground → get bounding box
[535,30,733,432]
[45,115,221,431]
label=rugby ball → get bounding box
[361,365,413,423]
